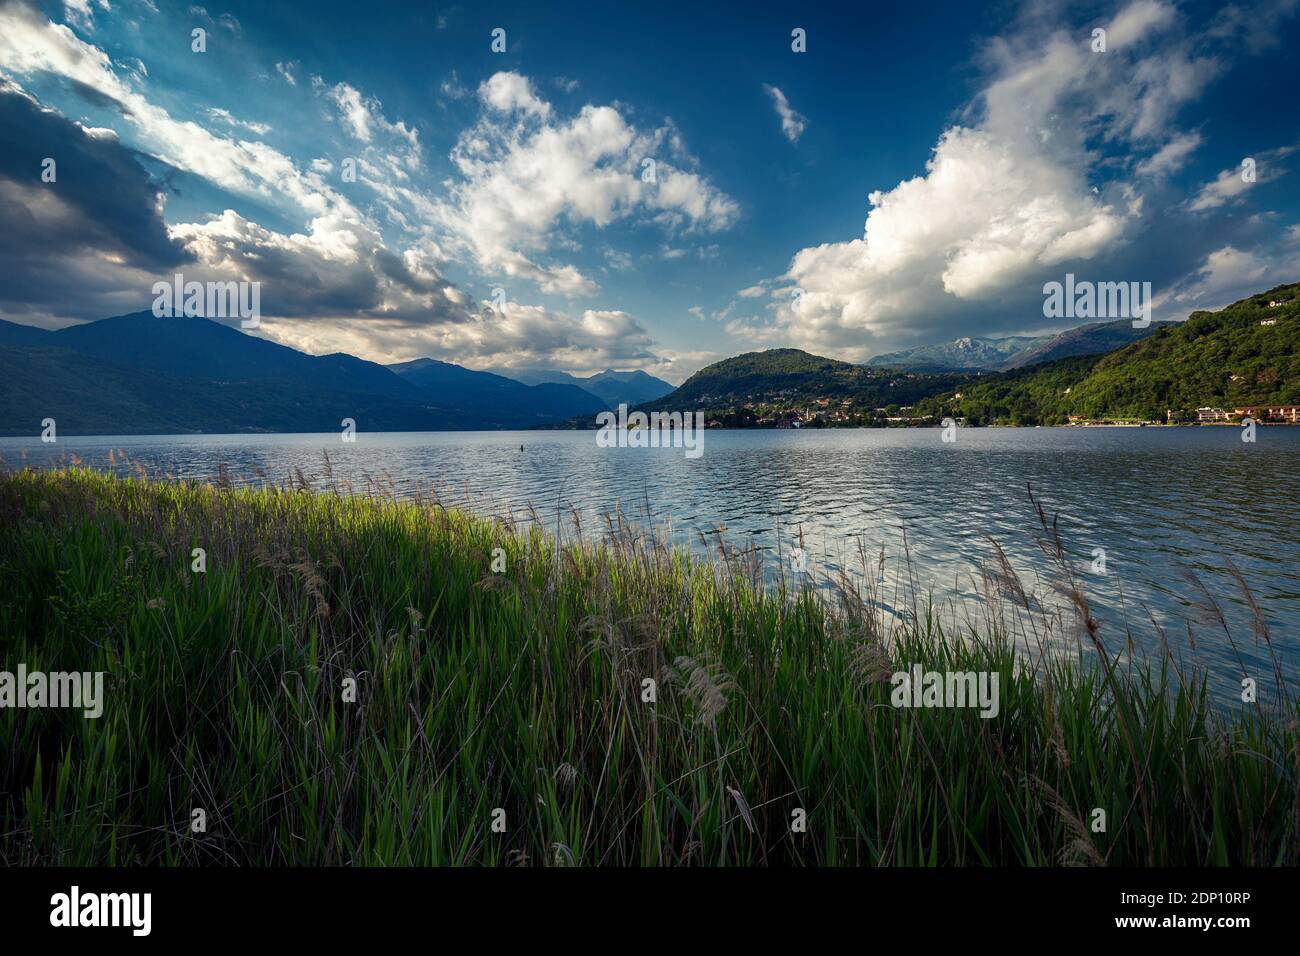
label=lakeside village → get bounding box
[1069,404,1300,427]
[680,399,1300,429]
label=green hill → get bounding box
[642,348,973,423]
[915,283,1300,425]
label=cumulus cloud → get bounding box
[1163,237,1300,312]
[754,0,1297,360]
[763,85,806,143]
[480,71,551,119]
[434,71,738,296]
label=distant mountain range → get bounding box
[865,335,1042,372]
[0,312,657,436]
[387,358,605,425]
[489,367,674,408]
[864,318,1172,372]
[2,289,1292,436]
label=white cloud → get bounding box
[763,84,807,143]
[206,106,270,136]
[640,348,725,385]
[1188,245,1268,291]
[324,81,419,160]
[1189,146,1295,211]
[480,71,551,119]
[1106,0,1176,46]
[755,0,1277,360]
[0,4,356,225]
[1189,165,1255,211]
[1135,131,1202,177]
[782,123,1128,351]
[63,0,109,31]
[434,71,738,296]
[259,297,660,374]
[1163,237,1300,313]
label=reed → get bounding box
[0,466,1295,866]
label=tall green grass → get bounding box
[0,467,1295,865]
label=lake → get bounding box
[4,426,1297,696]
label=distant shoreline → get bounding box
[3,421,1300,440]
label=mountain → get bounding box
[866,335,1047,371]
[0,344,460,436]
[1,312,422,400]
[865,319,1169,372]
[0,312,601,435]
[0,318,57,347]
[913,284,1300,424]
[492,368,583,388]
[490,366,674,408]
[1001,319,1174,369]
[387,358,604,425]
[584,369,674,407]
[640,348,973,423]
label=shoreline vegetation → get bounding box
[1,467,1296,866]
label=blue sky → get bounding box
[1,0,1298,382]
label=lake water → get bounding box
[4,427,1297,696]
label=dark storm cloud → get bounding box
[0,81,190,323]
